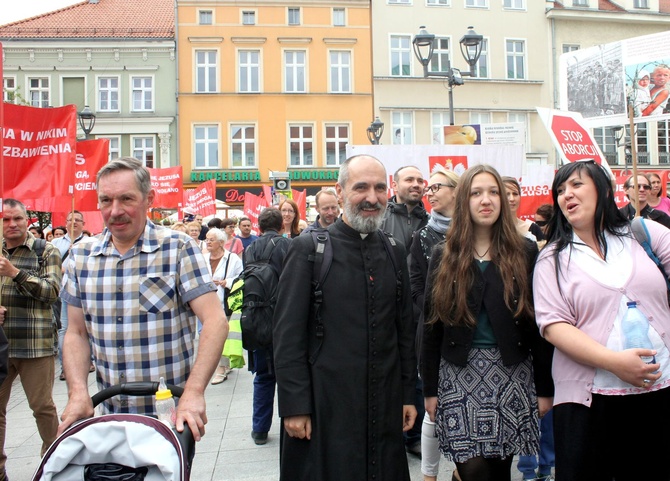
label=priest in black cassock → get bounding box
[273,154,417,481]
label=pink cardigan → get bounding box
[533,220,670,407]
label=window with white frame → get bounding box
[131,77,153,111]
[195,50,217,93]
[28,77,50,108]
[506,40,525,80]
[572,0,588,5]
[392,111,413,145]
[98,77,119,111]
[473,39,488,78]
[431,112,450,144]
[194,125,219,169]
[562,44,580,53]
[658,121,670,163]
[325,124,349,166]
[132,136,155,168]
[465,0,487,7]
[330,51,351,93]
[284,50,306,93]
[98,136,120,161]
[231,125,256,168]
[3,77,16,103]
[503,0,524,9]
[427,0,449,5]
[390,35,411,77]
[470,112,491,125]
[239,50,260,93]
[333,8,345,26]
[289,125,314,166]
[288,7,300,25]
[429,37,450,74]
[389,0,411,4]
[507,112,529,151]
[593,127,619,165]
[242,10,255,25]
[199,10,213,25]
[634,0,648,8]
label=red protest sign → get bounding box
[148,166,183,209]
[2,103,77,211]
[243,192,269,233]
[183,179,216,216]
[550,115,603,163]
[53,139,109,213]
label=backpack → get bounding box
[232,236,282,350]
[631,217,670,305]
[307,228,403,364]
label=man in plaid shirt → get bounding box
[59,157,228,441]
[0,198,62,481]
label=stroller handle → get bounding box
[91,381,185,407]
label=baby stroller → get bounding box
[31,381,195,481]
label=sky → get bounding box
[0,0,83,26]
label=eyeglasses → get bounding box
[67,219,84,223]
[535,220,548,227]
[424,183,455,194]
[627,184,652,191]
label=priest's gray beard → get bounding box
[343,200,385,234]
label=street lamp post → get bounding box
[367,117,385,145]
[412,26,484,125]
[78,105,96,139]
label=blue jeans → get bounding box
[252,349,276,434]
[57,299,68,366]
[518,409,555,479]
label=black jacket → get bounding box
[381,196,429,251]
[421,240,554,399]
[620,203,670,230]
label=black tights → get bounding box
[455,456,513,481]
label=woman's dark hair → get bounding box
[546,160,629,272]
[53,226,67,236]
[535,203,553,220]
[208,218,223,229]
[29,226,44,238]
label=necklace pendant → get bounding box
[478,258,484,263]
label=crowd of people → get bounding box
[0,155,669,481]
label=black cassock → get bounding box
[274,219,416,481]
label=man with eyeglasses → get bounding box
[619,173,670,229]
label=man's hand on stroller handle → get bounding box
[58,388,95,436]
[175,389,208,441]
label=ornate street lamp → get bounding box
[367,117,385,145]
[413,26,484,125]
[78,105,96,139]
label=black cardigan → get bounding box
[421,240,554,399]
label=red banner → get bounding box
[0,42,3,219]
[52,139,109,213]
[2,103,77,211]
[183,179,216,217]
[148,166,183,209]
[292,189,307,220]
[243,192,269,233]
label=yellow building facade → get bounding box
[177,0,373,202]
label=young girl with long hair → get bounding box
[422,164,553,481]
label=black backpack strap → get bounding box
[308,228,332,364]
[32,238,47,269]
[377,230,403,304]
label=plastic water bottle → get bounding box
[621,301,656,365]
[155,377,176,428]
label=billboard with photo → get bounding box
[560,30,670,127]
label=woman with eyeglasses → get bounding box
[204,228,243,384]
[221,217,244,259]
[647,172,670,214]
[410,168,461,481]
[619,173,670,229]
[422,165,553,481]
[502,177,546,243]
[534,160,670,480]
[279,199,301,238]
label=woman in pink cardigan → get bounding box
[534,160,670,481]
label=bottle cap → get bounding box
[626,301,637,308]
[155,376,172,400]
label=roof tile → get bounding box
[0,0,174,39]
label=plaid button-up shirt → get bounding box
[62,220,216,415]
[2,233,62,358]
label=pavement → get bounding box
[4,343,532,481]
